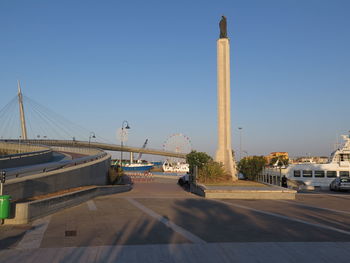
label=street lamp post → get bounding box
[120,121,130,167]
[88,132,96,148]
[238,127,243,160]
[18,136,22,154]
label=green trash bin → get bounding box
[0,195,11,219]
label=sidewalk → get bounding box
[1,177,350,262]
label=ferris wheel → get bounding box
[163,133,192,155]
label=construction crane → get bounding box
[137,139,148,162]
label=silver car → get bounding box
[329,177,350,191]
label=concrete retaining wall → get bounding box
[0,151,53,169]
[3,152,111,200]
[4,185,131,224]
[0,142,53,169]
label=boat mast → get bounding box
[17,80,28,140]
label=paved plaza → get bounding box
[1,178,350,262]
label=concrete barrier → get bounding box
[3,152,111,200]
[0,142,52,169]
[4,185,131,224]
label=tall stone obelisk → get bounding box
[215,16,237,180]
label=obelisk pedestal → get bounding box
[215,37,237,180]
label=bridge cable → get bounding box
[0,96,20,139]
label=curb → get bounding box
[3,184,132,225]
[190,183,296,200]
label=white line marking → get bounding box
[126,197,206,244]
[87,200,97,211]
[216,200,350,236]
[278,200,350,215]
[16,215,52,249]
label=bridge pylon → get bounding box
[17,80,28,140]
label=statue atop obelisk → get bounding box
[215,16,237,180]
[219,15,228,38]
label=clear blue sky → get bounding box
[1,0,349,158]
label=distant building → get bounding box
[266,152,289,164]
[292,156,329,164]
[313,156,329,164]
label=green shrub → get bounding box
[186,150,213,172]
[108,166,123,184]
[238,156,266,180]
[197,161,231,183]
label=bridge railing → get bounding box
[0,140,50,156]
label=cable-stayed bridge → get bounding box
[0,83,189,159]
[1,139,187,159]
[0,85,193,229]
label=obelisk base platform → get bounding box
[216,149,236,180]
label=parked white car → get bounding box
[329,177,350,191]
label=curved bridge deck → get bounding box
[1,139,187,159]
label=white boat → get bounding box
[162,160,189,173]
[112,149,154,171]
[264,134,350,188]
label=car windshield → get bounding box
[340,178,350,183]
